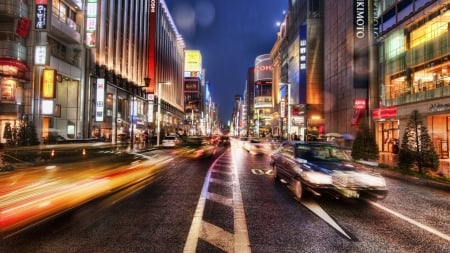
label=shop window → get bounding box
[1,79,16,102]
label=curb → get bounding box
[377,168,450,192]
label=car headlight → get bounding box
[301,171,333,185]
[355,173,386,187]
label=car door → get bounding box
[274,143,295,181]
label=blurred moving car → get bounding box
[243,138,266,155]
[238,136,250,149]
[270,141,388,201]
[162,136,180,147]
[218,135,230,147]
[179,136,216,158]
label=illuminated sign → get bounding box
[353,0,369,89]
[353,98,366,109]
[42,69,56,98]
[299,24,307,103]
[35,0,48,30]
[300,39,306,70]
[280,99,285,118]
[185,50,202,72]
[96,78,105,121]
[35,46,46,65]
[150,0,157,13]
[372,106,397,120]
[184,78,199,93]
[354,0,367,39]
[86,0,97,48]
[254,54,272,81]
[41,99,54,115]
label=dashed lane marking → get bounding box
[183,150,251,253]
[199,221,234,252]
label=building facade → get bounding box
[375,0,450,157]
[253,54,273,137]
[0,1,32,144]
[276,0,324,140]
[85,0,185,144]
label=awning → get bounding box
[0,57,29,71]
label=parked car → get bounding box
[270,141,388,201]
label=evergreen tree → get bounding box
[351,115,379,161]
[27,121,40,146]
[3,122,12,146]
[398,110,439,173]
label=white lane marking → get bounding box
[199,221,234,252]
[232,148,252,253]
[368,200,450,242]
[300,199,352,240]
[183,152,225,252]
[206,192,233,206]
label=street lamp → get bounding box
[156,82,170,146]
[280,82,291,141]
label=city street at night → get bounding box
[1,141,449,252]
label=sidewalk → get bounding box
[378,152,450,191]
[378,152,450,177]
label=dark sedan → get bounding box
[270,141,388,201]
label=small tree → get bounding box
[398,110,439,174]
[26,121,40,146]
[351,116,379,161]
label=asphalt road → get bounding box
[0,144,449,252]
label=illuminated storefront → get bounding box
[376,1,450,155]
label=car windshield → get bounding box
[295,144,351,162]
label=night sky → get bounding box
[164,0,288,124]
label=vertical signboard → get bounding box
[299,24,307,104]
[41,69,56,98]
[86,0,98,48]
[96,78,105,122]
[35,0,48,30]
[354,0,369,88]
[148,0,159,94]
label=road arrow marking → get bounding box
[300,199,353,240]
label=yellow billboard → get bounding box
[185,50,202,72]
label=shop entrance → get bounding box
[376,120,399,153]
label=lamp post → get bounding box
[156,82,170,146]
[130,95,135,149]
[280,82,291,141]
[144,77,151,145]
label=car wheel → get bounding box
[292,179,303,200]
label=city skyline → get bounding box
[165,0,288,123]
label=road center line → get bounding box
[183,152,223,252]
[368,200,450,242]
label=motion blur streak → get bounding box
[0,155,172,238]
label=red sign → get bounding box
[16,18,31,38]
[372,106,397,120]
[354,98,366,109]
